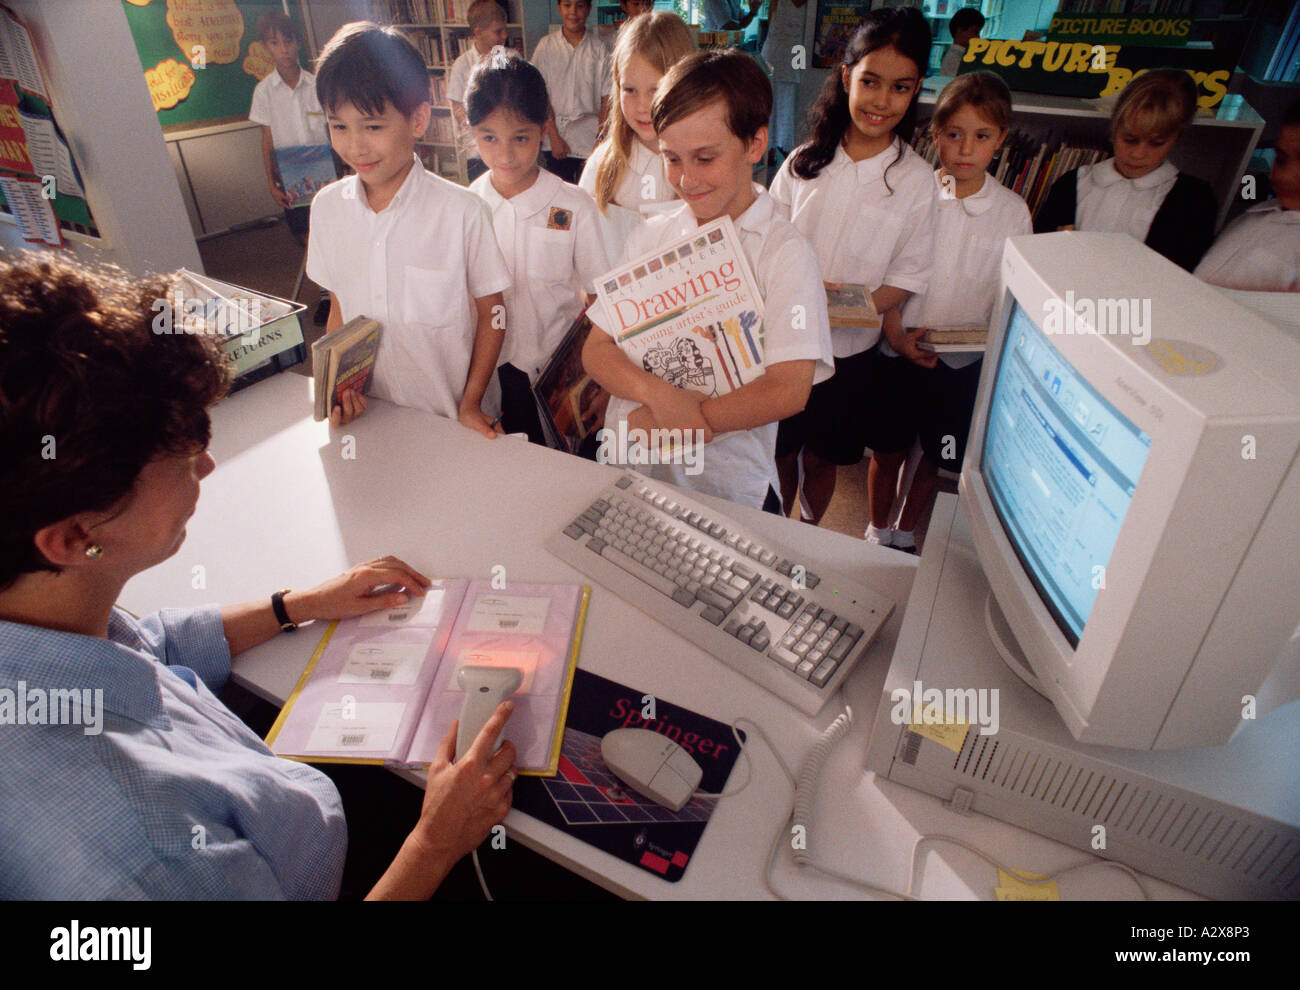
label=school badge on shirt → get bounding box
[547,207,572,231]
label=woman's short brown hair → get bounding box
[0,254,228,589]
[651,48,771,144]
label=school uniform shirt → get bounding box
[579,139,677,262]
[470,168,611,381]
[587,188,835,508]
[447,46,490,163]
[1036,158,1217,272]
[1195,199,1300,292]
[702,0,743,30]
[939,42,967,77]
[0,607,347,899]
[762,0,807,83]
[531,28,610,159]
[307,156,512,419]
[769,138,935,357]
[898,170,1031,369]
[249,67,326,148]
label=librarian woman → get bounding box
[0,254,515,900]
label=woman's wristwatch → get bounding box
[271,589,297,633]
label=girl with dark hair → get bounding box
[768,7,935,537]
[465,50,610,443]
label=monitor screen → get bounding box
[980,302,1152,646]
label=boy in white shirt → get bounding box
[307,22,511,435]
[1197,101,1300,292]
[939,8,983,77]
[582,49,834,510]
[532,0,611,184]
[448,0,508,185]
[248,10,332,322]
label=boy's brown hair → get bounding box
[316,21,430,117]
[257,10,299,45]
[651,48,771,143]
[1111,68,1198,142]
[467,0,506,32]
[932,71,1013,133]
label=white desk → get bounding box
[121,374,1196,900]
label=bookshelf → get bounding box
[367,0,529,185]
[915,87,1265,231]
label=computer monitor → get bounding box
[960,232,1300,750]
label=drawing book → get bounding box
[826,283,881,329]
[593,215,765,400]
[266,580,590,776]
[311,316,382,421]
[274,143,336,209]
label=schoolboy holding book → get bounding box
[582,50,834,510]
[307,22,511,435]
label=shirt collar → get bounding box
[734,184,775,234]
[474,169,562,221]
[833,136,903,185]
[0,610,170,728]
[1246,198,1300,221]
[1092,157,1177,190]
[348,153,425,215]
[935,167,996,216]
[267,67,310,93]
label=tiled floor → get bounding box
[199,217,952,551]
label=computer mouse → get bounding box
[600,728,704,812]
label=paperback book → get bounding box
[311,316,382,421]
[274,144,336,209]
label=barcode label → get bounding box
[500,619,518,629]
[369,668,392,679]
[340,733,367,747]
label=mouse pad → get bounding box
[512,669,744,883]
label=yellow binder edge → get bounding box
[520,583,590,778]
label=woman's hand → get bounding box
[367,702,516,900]
[286,556,432,624]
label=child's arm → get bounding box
[458,292,507,438]
[450,99,469,133]
[582,325,713,439]
[545,108,570,161]
[697,359,816,434]
[870,284,911,317]
[880,303,937,369]
[260,126,293,209]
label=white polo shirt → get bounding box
[531,28,610,159]
[1075,158,1178,243]
[899,170,1031,369]
[588,189,835,509]
[769,138,935,357]
[248,68,326,148]
[1195,199,1300,292]
[470,168,610,381]
[447,46,489,161]
[579,139,677,262]
[307,157,512,419]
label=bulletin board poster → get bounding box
[812,2,872,69]
[121,0,307,131]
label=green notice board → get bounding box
[121,0,306,130]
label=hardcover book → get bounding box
[593,215,766,401]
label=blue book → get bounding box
[274,143,335,208]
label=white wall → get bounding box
[2,0,201,274]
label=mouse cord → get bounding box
[906,834,1152,900]
[472,848,493,901]
[693,718,796,800]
